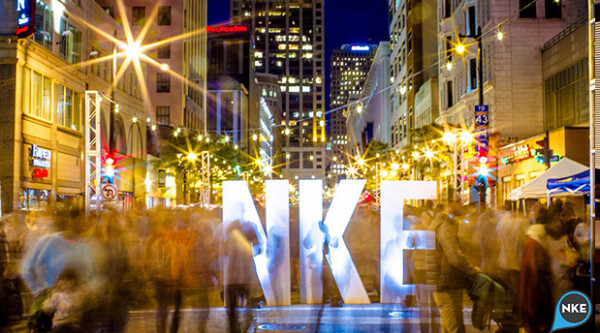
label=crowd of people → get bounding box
[0,197,592,333]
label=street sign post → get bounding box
[101,184,117,201]
[475,105,489,155]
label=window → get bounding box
[447,80,453,108]
[444,0,451,18]
[34,0,53,50]
[545,0,561,18]
[132,6,145,26]
[157,73,170,92]
[157,44,171,59]
[23,69,52,121]
[407,31,412,53]
[468,58,478,90]
[445,37,453,61]
[519,0,536,18]
[156,106,170,124]
[58,19,82,64]
[158,6,171,25]
[466,5,476,36]
[56,84,80,130]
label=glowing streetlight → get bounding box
[456,43,465,55]
[442,132,457,145]
[460,131,473,144]
[125,42,142,61]
[285,153,291,159]
[446,61,453,71]
[424,149,435,159]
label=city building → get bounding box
[497,15,590,207]
[206,24,260,154]
[0,0,147,213]
[329,44,376,176]
[231,0,327,180]
[389,0,439,149]
[542,17,588,132]
[436,0,586,140]
[105,0,207,133]
[257,73,283,175]
[345,42,392,159]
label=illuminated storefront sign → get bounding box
[207,25,248,33]
[500,144,532,164]
[16,0,35,38]
[223,179,437,305]
[32,168,48,178]
[350,45,370,52]
[30,145,51,168]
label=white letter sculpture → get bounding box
[299,179,370,304]
[222,180,290,305]
[380,181,437,303]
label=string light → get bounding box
[357,103,363,113]
[151,124,156,131]
[446,61,453,71]
[497,31,504,41]
[132,116,137,123]
[146,117,151,122]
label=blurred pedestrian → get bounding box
[224,202,260,333]
[43,268,85,333]
[430,202,481,333]
[21,209,95,297]
[519,200,580,333]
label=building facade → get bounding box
[231,0,327,180]
[106,0,207,133]
[0,0,147,213]
[257,73,283,175]
[345,42,392,158]
[206,25,259,154]
[436,0,586,140]
[389,0,439,149]
[329,44,376,176]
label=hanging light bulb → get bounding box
[497,31,504,41]
[446,61,453,71]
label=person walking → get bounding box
[429,203,481,333]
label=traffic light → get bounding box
[535,134,553,168]
[104,153,116,180]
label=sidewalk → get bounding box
[5,305,494,333]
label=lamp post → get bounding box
[459,26,486,209]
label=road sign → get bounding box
[101,184,117,201]
[475,105,489,154]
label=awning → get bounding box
[547,169,600,195]
[509,157,588,200]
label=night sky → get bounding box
[207,0,390,109]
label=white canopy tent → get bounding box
[509,157,588,200]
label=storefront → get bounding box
[497,127,589,207]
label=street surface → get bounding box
[7,305,490,333]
